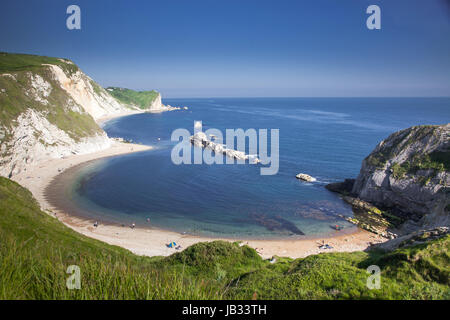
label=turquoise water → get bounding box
[68,98,450,239]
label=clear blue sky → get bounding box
[1,0,449,97]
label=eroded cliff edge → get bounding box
[0,53,143,178]
[327,124,449,235]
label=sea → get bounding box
[63,98,450,239]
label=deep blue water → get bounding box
[68,98,450,239]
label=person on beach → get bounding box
[94,221,98,228]
[131,223,136,229]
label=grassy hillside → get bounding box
[0,52,78,76]
[0,176,448,299]
[106,87,160,109]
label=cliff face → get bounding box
[352,124,449,229]
[0,53,138,178]
[47,64,139,120]
[106,87,180,112]
[148,93,163,111]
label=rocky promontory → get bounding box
[327,124,449,235]
[106,87,180,112]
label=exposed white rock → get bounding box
[0,109,110,177]
[190,131,260,164]
[149,93,163,111]
[45,64,139,120]
[147,95,181,112]
[296,173,316,182]
[27,73,52,105]
[0,62,142,178]
[0,59,171,180]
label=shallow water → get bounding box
[67,98,450,239]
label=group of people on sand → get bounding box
[93,217,152,230]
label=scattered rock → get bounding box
[325,179,355,194]
[376,227,449,251]
[296,173,316,182]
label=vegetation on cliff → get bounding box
[349,124,449,227]
[106,87,160,109]
[0,53,102,145]
[0,177,448,299]
[365,125,449,175]
[0,52,78,75]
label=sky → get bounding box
[0,0,449,98]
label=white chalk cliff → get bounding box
[46,64,140,120]
[0,55,142,178]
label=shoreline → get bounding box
[45,163,364,242]
[97,110,146,126]
[12,114,387,259]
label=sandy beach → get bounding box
[12,114,387,259]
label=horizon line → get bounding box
[162,96,450,99]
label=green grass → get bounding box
[0,52,78,75]
[391,162,409,179]
[414,151,449,172]
[90,80,104,96]
[106,87,159,109]
[0,177,225,299]
[227,242,449,300]
[0,176,448,300]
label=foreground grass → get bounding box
[0,177,448,299]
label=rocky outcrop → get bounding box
[325,179,355,194]
[106,87,181,113]
[190,131,260,163]
[347,125,449,231]
[148,93,181,113]
[295,173,316,182]
[148,93,163,111]
[336,196,400,239]
[376,227,449,251]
